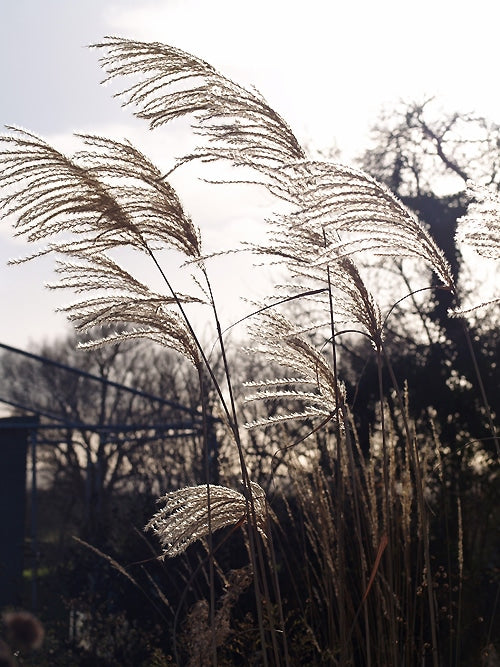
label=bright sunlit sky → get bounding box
[1,0,499,349]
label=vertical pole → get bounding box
[0,416,36,608]
[30,428,38,612]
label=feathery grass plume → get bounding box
[94,37,453,299]
[0,129,203,360]
[256,159,455,292]
[48,249,203,361]
[452,183,499,315]
[269,255,383,345]
[146,482,270,558]
[456,183,500,260]
[0,130,201,255]
[94,36,305,169]
[243,310,345,429]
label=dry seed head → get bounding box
[146,482,269,558]
[0,129,203,361]
[257,160,455,292]
[244,310,345,429]
[456,183,500,260]
[94,36,305,168]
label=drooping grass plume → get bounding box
[0,129,203,360]
[146,482,270,558]
[256,160,455,293]
[243,309,345,429]
[0,130,201,257]
[93,38,453,302]
[93,36,305,169]
[456,183,500,260]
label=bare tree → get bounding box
[0,332,208,542]
[359,99,500,331]
[361,98,500,198]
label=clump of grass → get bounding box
[0,36,498,666]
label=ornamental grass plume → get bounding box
[243,309,345,429]
[453,183,499,315]
[0,129,203,360]
[456,183,500,260]
[146,482,270,558]
[93,36,305,169]
[255,159,455,294]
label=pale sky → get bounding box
[1,0,499,348]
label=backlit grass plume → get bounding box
[256,160,455,292]
[0,129,203,360]
[94,37,454,296]
[0,130,200,256]
[94,36,305,169]
[456,183,500,260]
[146,482,270,558]
[243,310,345,429]
[453,183,499,313]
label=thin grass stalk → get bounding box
[276,493,308,613]
[400,383,416,666]
[202,270,285,665]
[353,415,386,663]
[352,427,376,666]
[263,501,291,665]
[395,261,434,346]
[144,247,237,434]
[403,452,416,665]
[382,347,440,667]
[455,494,463,665]
[198,365,217,666]
[342,407,372,666]
[375,344,399,665]
[322,227,351,662]
[461,321,500,459]
[435,437,454,667]
[325,260,348,664]
[308,468,340,658]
